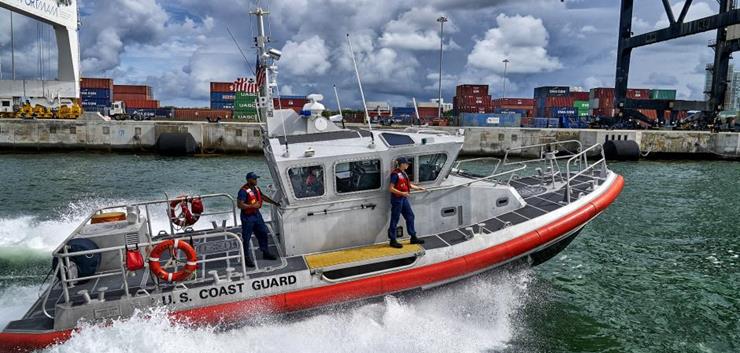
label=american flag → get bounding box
[231,60,266,93]
[231,77,258,93]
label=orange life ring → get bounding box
[148,239,198,282]
[168,196,204,227]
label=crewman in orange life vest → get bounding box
[237,172,280,267]
[388,157,426,248]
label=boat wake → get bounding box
[37,270,533,353]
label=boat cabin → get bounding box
[263,97,467,256]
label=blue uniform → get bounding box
[388,171,416,241]
[238,187,270,258]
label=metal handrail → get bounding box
[563,144,607,203]
[53,193,239,255]
[453,157,502,176]
[422,164,528,193]
[503,140,583,166]
[52,231,247,306]
[403,127,452,135]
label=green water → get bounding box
[0,153,737,352]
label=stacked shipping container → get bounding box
[210,82,235,110]
[80,78,114,112]
[113,84,159,109]
[454,85,492,114]
[274,96,309,113]
[492,98,535,118]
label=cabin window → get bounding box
[418,153,448,182]
[381,133,415,146]
[288,166,325,198]
[335,159,381,193]
[1,101,9,107]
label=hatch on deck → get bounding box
[305,240,424,273]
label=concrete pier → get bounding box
[1,118,739,159]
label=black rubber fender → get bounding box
[156,132,198,156]
[603,140,640,161]
[51,238,101,281]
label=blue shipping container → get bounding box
[127,108,174,119]
[393,107,416,116]
[211,92,236,102]
[560,116,589,128]
[211,102,235,110]
[533,118,560,128]
[81,99,111,108]
[80,88,112,100]
[461,113,521,127]
[550,107,576,117]
[494,108,528,116]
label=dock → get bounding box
[1,118,738,159]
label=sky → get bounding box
[0,0,731,108]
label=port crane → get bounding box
[616,0,740,130]
[0,0,81,119]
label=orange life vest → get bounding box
[242,185,263,215]
[392,169,410,195]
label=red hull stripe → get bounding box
[0,176,624,352]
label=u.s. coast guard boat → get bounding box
[0,8,624,352]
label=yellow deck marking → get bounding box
[305,240,423,270]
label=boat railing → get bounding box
[502,140,583,166]
[563,143,608,203]
[54,194,240,256]
[424,161,527,193]
[48,231,247,313]
[402,127,454,136]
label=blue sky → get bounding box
[0,0,728,108]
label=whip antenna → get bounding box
[346,33,374,148]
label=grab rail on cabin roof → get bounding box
[502,140,583,166]
[48,231,249,308]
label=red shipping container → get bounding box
[417,107,441,118]
[627,89,651,100]
[80,78,114,90]
[456,95,491,106]
[114,85,152,98]
[456,85,489,97]
[273,97,309,108]
[590,88,615,100]
[174,108,232,120]
[541,96,575,108]
[210,82,234,93]
[123,99,159,109]
[493,98,535,107]
[113,93,149,102]
[570,91,589,101]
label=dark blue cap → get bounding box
[246,172,260,180]
[397,157,410,165]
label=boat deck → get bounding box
[5,171,604,333]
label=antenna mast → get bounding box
[251,7,274,122]
[346,34,374,146]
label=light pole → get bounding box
[437,16,448,119]
[502,59,510,98]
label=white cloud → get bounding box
[379,7,458,51]
[467,14,562,74]
[280,36,332,76]
[655,1,715,29]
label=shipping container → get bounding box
[127,108,174,119]
[534,86,569,98]
[81,88,112,100]
[533,118,560,128]
[80,78,114,90]
[570,91,589,101]
[122,99,159,109]
[174,108,232,120]
[211,102,235,110]
[416,107,441,118]
[211,82,234,93]
[114,85,152,97]
[275,96,309,109]
[456,84,489,97]
[113,93,149,102]
[393,107,416,116]
[560,116,589,128]
[493,108,528,116]
[460,112,521,127]
[81,99,111,108]
[650,89,677,100]
[492,98,534,107]
[211,92,236,102]
[234,94,258,112]
[233,112,258,120]
[627,88,651,100]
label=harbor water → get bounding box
[0,153,737,352]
